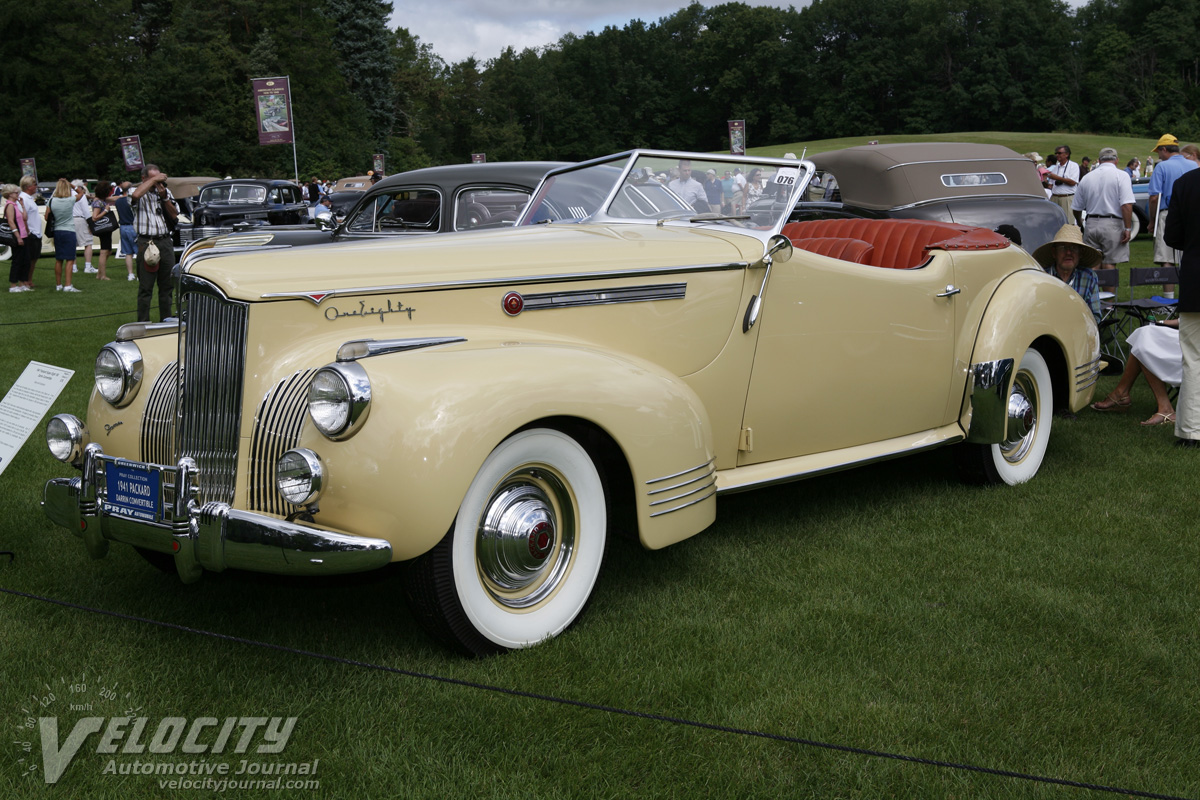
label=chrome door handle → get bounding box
[937,285,961,298]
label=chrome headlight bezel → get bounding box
[308,362,371,440]
[46,414,89,467]
[276,448,325,506]
[94,341,144,407]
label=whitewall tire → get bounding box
[404,428,607,656]
[957,348,1053,486]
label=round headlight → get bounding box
[94,342,143,407]
[46,414,89,465]
[308,362,371,440]
[276,449,324,506]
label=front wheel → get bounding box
[403,428,607,656]
[956,348,1053,486]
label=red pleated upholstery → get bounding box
[792,237,874,264]
[781,219,1009,269]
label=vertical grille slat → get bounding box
[177,279,249,505]
[141,361,179,465]
[248,369,316,515]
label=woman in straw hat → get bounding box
[1032,224,1101,322]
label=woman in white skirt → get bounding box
[1091,319,1181,425]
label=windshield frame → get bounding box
[518,149,815,237]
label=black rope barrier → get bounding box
[0,310,137,327]
[0,585,1191,799]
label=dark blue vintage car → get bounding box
[179,178,308,246]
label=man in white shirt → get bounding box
[70,180,94,273]
[1046,145,1082,225]
[1072,147,1135,292]
[667,160,708,213]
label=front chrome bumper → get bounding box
[42,445,392,583]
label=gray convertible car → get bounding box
[758,143,1068,253]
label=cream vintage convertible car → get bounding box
[43,150,1100,655]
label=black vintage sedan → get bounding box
[755,143,1068,254]
[182,161,565,250]
[179,178,308,246]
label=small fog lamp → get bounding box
[46,414,89,466]
[276,449,325,507]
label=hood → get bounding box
[186,223,765,302]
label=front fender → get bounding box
[964,269,1100,441]
[297,341,717,560]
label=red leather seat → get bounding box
[782,219,1009,269]
[792,237,874,265]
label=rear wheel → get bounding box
[956,348,1053,486]
[404,428,607,656]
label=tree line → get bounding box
[2,0,1196,182]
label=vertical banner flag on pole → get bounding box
[373,154,386,175]
[252,77,295,145]
[119,136,145,172]
[19,159,37,183]
[728,121,746,156]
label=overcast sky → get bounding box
[390,1,800,66]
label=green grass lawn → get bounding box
[1,235,1197,798]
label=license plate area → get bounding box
[102,460,164,522]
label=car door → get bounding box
[343,186,443,237]
[739,249,959,465]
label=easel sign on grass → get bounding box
[0,361,74,477]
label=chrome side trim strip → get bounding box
[521,283,685,311]
[889,194,1047,212]
[646,465,716,496]
[336,337,467,362]
[1075,357,1102,390]
[648,488,717,518]
[261,263,746,305]
[649,480,715,507]
[645,461,713,485]
[716,432,964,496]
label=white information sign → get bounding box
[0,361,74,477]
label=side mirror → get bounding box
[766,234,792,264]
[316,216,336,232]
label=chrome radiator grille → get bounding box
[248,369,316,515]
[177,278,249,505]
[141,361,179,466]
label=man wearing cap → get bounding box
[1165,165,1200,446]
[1046,144,1082,225]
[71,180,95,274]
[1072,147,1134,292]
[702,168,723,212]
[131,164,178,322]
[1033,224,1102,322]
[1147,134,1199,298]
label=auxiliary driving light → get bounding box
[46,414,89,467]
[276,449,325,507]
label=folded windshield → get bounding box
[520,152,810,231]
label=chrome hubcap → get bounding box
[476,468,575,608]
[1001,372,1038,462]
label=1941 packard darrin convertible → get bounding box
[43,150,1100,656]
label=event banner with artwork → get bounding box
[252,77,294,145]
[119,136,144,172]
[373,154,386,174]
[471,153,486,163]
[19,159,36,183]
[728,120,746,155]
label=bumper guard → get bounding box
[42,445,393,583]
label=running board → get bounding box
[715,424,965,495]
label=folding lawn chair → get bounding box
[1110,266,1180,328]
[1094,268,1125,374]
